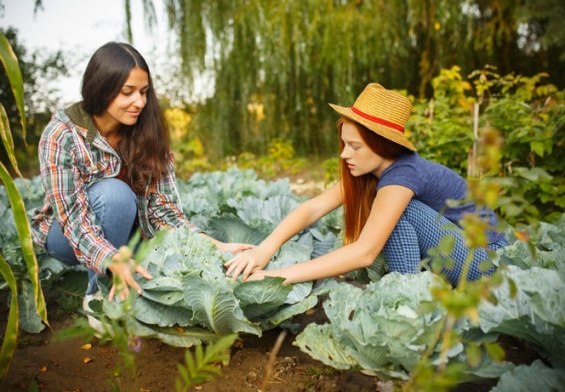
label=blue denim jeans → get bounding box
[45,178,138,295]
[382,199,507,287]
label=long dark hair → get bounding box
[338,117,409,244]
[81,41,170,194]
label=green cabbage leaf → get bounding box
[101,224,319,346]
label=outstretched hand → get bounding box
[107,254,153,302]
[246,269,268,281]
[215,241,255,255]
[201,233,255,256]
[224,246,272,281]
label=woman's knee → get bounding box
[88,178,137,218]
[383,219,421,274]
[402,199,441,222]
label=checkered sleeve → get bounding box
[145,152,202,234]
[38,123,117,274]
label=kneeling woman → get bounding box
[225,83,507,287]
[31,42,252,304]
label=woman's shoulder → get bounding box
[41,104,81,140]
[395,151,420,162]
[381,152,454,186]
[388,151,422,171]
[399,153,454,174]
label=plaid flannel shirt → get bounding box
[31,102,201,275]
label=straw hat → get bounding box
[329,83,416,151]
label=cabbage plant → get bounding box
[294,272,512,382]
[100,224,320,347]
[295,215,565,388]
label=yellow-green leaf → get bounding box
[0,104,23,178]
[0,33,26,137]
[0,254,19,380]
[508,277,518,299]
[465,342,482,368]
[484,342,506,363]
[0,162,49,329]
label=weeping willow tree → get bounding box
[124,0,564,159]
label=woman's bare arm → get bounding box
[249,185,414,284]
[225,182,344,280]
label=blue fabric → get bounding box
[45,178,138,294]
[382,199,507,286]
[378,152,504,244]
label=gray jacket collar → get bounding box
[65,102,98,144]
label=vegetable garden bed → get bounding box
[1,168,564,391]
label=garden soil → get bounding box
[0,177,539,391]
[0,284,538,392]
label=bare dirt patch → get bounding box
[0,294,381,392]
[0,286,534,392]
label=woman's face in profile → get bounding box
[340,120,388,178]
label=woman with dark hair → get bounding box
[31,42,252,314]
[225,83,507,287]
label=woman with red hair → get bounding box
[225,83,507,287]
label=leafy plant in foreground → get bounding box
[295,273,512,385]
[0,31,48,380]
[53,235,172,392]
[175,334,238,391]
[98,225,319,347]
[410,66,565,226]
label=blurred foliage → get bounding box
[124,0,565,159]
[408,85,510,392]
[0,27,69,177]
[175,334,238,391]
[164,105,212,178]
[225,138,307,179]
[409,66,565,225]
[0,30,48,381]
[322,157,340,186]
[2,3,564,225]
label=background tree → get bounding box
[128,0,564,161]
[19,0,565,162]
[0,27,68,175]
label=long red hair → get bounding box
[338,117,408,244]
